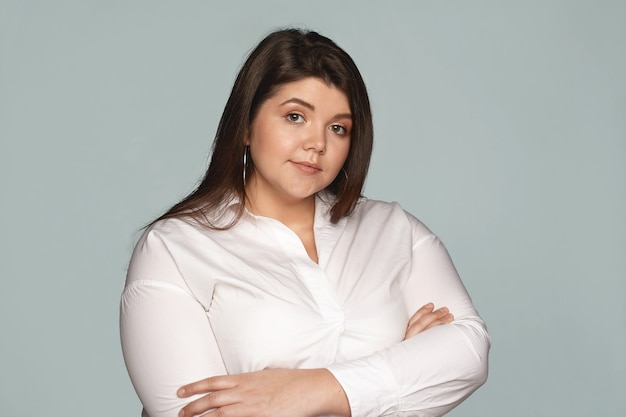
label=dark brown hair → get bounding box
[155,28,373,227]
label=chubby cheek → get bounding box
[252,123,298,154]
[330,141,350,172]
[250,140,293,167]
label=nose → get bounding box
[303,124,326,154]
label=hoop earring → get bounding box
[342,167,348,181]
[243,146,249,186]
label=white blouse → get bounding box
[120,194,490,417]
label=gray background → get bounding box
[1,1,624,416]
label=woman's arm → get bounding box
[120,228,227,417]
[177,216,489,417]
[176,304,456,417]
[325,217,490,417]
[177,368,350,417]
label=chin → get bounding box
[284,186,325,201]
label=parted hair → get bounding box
[154,28,373,228]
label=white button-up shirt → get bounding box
[120,194,490,417]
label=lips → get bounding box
[290,160,322,174]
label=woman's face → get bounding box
[246,77,352,206]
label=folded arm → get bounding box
[326,217,490,417]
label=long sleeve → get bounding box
[327,215,490,417]
[120,200,489,417]
[120,228,227,417]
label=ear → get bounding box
[244,129,251,146]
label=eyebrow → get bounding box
[280,97,352,120]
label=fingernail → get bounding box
[179,410,185,417]
[177,387,185,397]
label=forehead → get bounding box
[267,77,350,111]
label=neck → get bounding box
[245,184,316,230]
[244,176,319,263]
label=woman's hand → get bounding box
[404,303,454,340]
[177,368,350,417]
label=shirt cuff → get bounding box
[327,352,399,417]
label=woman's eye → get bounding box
[330,124,347,135]
[286,113,304,123]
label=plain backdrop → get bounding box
[1,1,624,416]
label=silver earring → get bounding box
[342,167,348,181]
[243,146,248,185]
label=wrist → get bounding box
[299,368,351,417]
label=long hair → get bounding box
[154,28,373,228]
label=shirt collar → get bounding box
[220,191,338,224]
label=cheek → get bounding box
[252,138,291,161]
[251,123,295,151]
[333,141,351,166]
[249,129,279,159]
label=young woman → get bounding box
[120,29,490,417]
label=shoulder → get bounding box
[353,197,403,216]
[352,197,436,240]
[138,217,205,250]
[126,218,210,284]
[351,197,412,225]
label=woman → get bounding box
[120,29,490,417]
